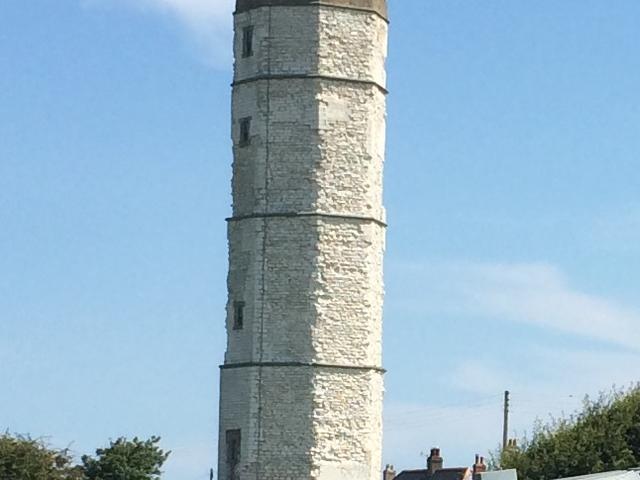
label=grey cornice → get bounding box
[232,73,388,95]
[226,212,388,228]
[221,361,387,374]
[235,0,388,22]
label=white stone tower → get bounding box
[218,1,388,479]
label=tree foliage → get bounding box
[0,433,169,480]
[0,433,83,480]
[82,436,170,480]
[500,386,640,480]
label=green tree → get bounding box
[499,386,640,480]
[81,436,170,480]
[0,433,83,480]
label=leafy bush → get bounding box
[0,433,169,480]
[0,433,82,480]
[500,386,640,480]
[82,436,170,480]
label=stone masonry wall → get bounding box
[219,3,388,480]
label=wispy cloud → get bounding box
[454,262,640,350]
[82,0,234,67]
[450,362,511,396]
[383,259,640,470]
[385,347,640,471]
[391,260,640,352]
[451,349,640,400]
[384,400,502,470]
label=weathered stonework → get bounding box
[218,1,388,479]
[235,0,388,21]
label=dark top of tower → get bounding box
[235,0,388,21]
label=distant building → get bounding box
[386,453,640,480]
[386,448,489,480]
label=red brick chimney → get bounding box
[427,448,444,475]
[383,464,396,480]
[473,454,487,480]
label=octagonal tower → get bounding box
[218,1,388,479]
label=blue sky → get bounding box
[1,0,639,478]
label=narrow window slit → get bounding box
[242,26,254,57]
[226,429,241,480]
[233,301,245,330]
[239,117,251,146]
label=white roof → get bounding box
[554,471,640,480]
[479,470,518,480]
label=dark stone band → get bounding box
[235,0,388,22]
[221,361,386,373]
[226,211,388,228]
[233,73,388,95]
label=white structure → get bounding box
[478,470,518,480]
[217,0,388,479]
[553,472,640,480]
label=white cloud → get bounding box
[450,362,511,397]
[382,260,640,471]
[451,349,640,402]
[390,260,640,352]
[384,400,503,471]
[384,347,640,473]
[83,0,234,67]
[455,262,640,351]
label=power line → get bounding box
[384,394,502,423]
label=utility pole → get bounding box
[502,390,510,451]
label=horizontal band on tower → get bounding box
[226,211,387,227]
[221,361,386,373]
[232,73,388,95]
[234,0,388,23]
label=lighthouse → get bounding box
[218,1,389,478]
